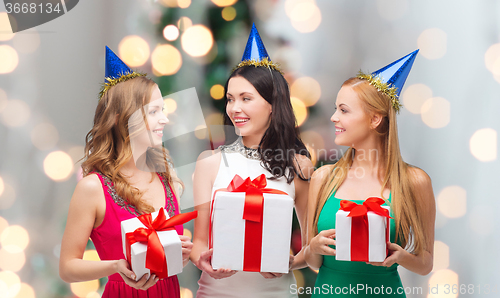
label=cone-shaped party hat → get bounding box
[357,50,419,112]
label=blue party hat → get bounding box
[357,50,419,112]
[233,23,282,74]
[99,46,146,99]
[241,23,270,62]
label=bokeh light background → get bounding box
[0,0,499,297]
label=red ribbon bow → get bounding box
[210,174,287,272]
[339,198,391,262]
[125,208,198,278]
[340,197,392,219]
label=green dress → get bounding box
[312,190,405,297]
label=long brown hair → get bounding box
[82,76,182,214]
[312,77,428,255]
[222,66,310,183]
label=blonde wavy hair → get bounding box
[82,76,183,214]
[312,77,428,255]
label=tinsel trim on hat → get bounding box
[357,71,402,113]
[99,71,147,99]
[233,57,284,75]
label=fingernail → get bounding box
[131,274,136,279]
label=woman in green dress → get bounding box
[304,51,435,297]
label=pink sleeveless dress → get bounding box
[90,171,183,298]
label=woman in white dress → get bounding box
[190,24,313,298]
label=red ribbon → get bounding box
[209,174,287,272]
[125,208,198,278]
[339,197,391,262]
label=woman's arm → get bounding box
[289,154,315,271]
[59,174,158,290]
[190,150,236,278]
[303,165,336,270]
[369,167,436,275]
[59,175,120,282]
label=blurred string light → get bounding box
[300,130,325,152]
[428,269,459,298]
[180,287,193,298]
[159,0,179,7]
[205,113,225,144]
[420,97,450,128]
[163,25,180,41]
[301,130,324,166]
[31,123,59,150]
[432,241,450,272]
[70,280,99,298]
[118,36,150,67]
[0,182,16,210]
[43,151,74,181]
[285,0,321,33]
[177,17,192,31]
[0,12,14,41]
[1,225,29,253]
[183,228,192,240]
[290,77,321,107]
[0,271,21,298]
[417,28,447,60]
[291,97,308,126]
[0,45,19,74]
[211,0,238,7]
[469,128,497,162]
[222,7,237,21]
[484,43,500,83]
[0,99,30,127]
[437,186,466,219]
[194,125,207,140]
[210,84,225,100]
[13,283,35,298]
[152,44,182,76]
[376,0,409,21]
[193,42,218,65]
[163,98,177,115]
[0,249,25,272]
[181,25,214,57]
[177,0,191,9]
[401,84,432,114]
[12,29,40,54]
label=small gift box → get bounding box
[210,174,294,273]
[121,208,197,280]
[335,197,391,262]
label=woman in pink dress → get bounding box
[59,47,192,298]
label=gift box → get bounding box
[335,198,391,262]
[121,208,197,280]
[210,174,293,273]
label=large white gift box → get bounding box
[335,198,390,262]
[210,176,294,273]
[120,208,182,280]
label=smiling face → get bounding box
[330,85,373,147]
[145,85,168,146]
[226,76,272,141]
